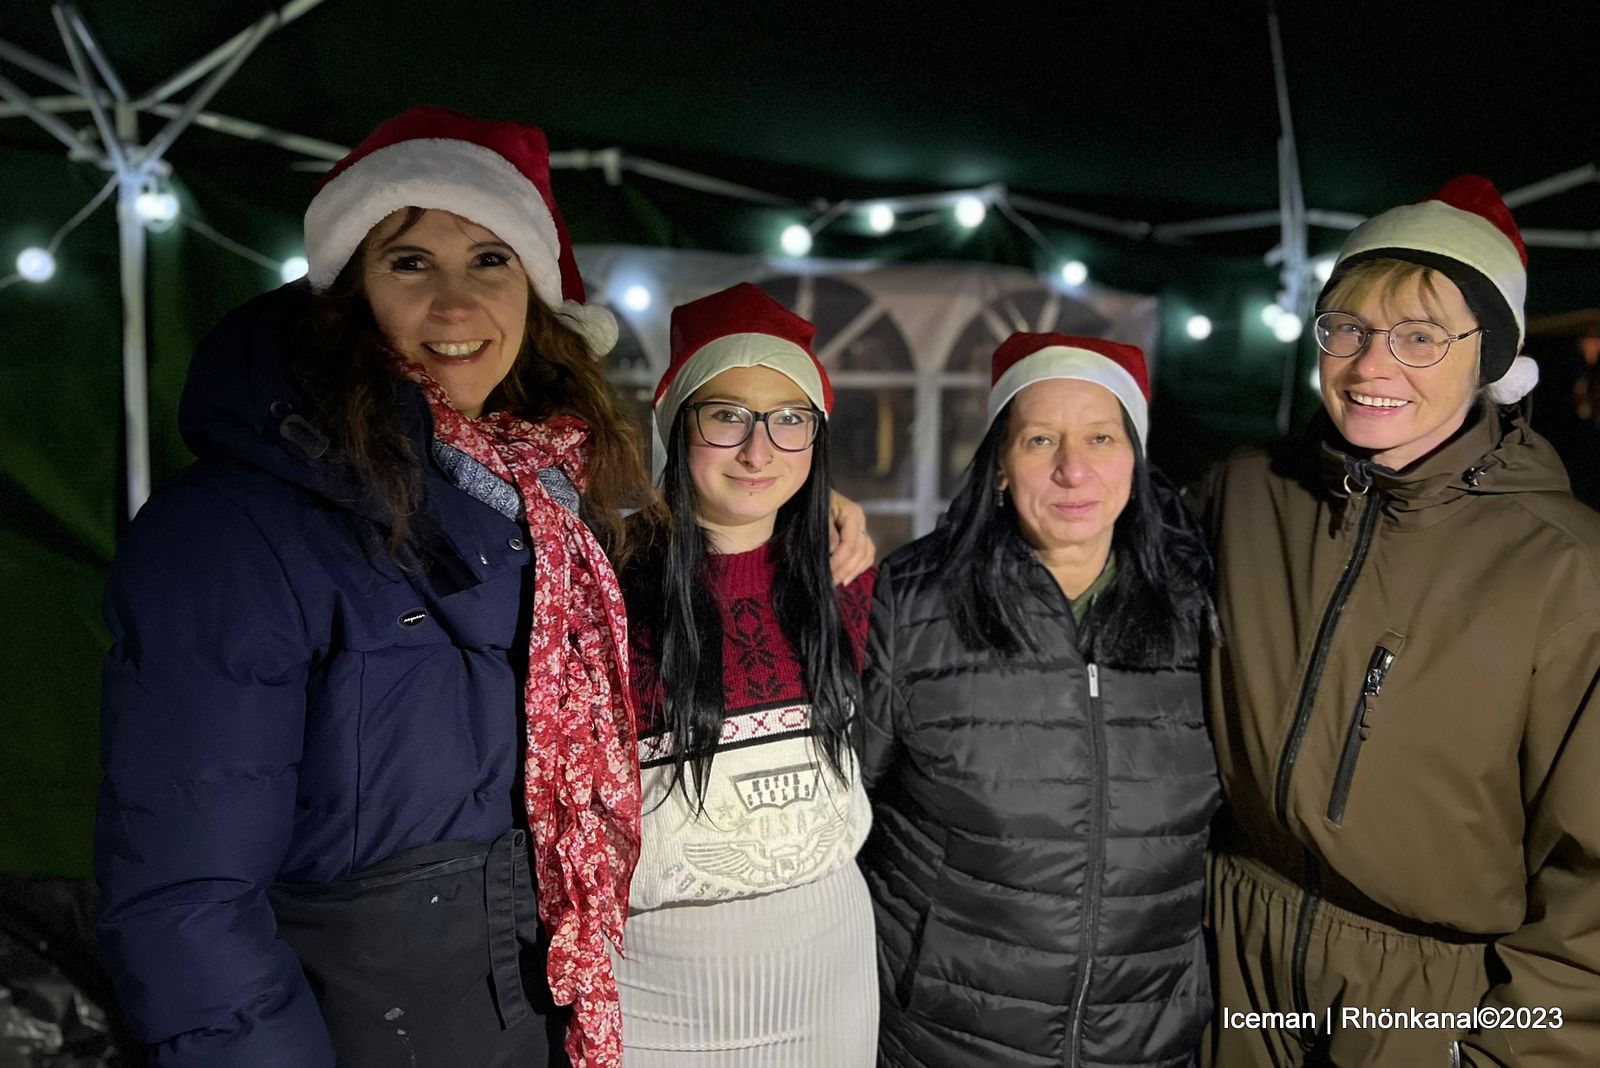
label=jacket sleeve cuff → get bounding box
[150,986,335,1068]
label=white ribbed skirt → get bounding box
[612,862,878,1066]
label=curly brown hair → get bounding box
[290,208,658,567]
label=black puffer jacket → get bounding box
[860,515,1219,1067]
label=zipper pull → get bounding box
[1342,456,1374,496]
[1087,663,1099,698]
[1363,647,1396,696]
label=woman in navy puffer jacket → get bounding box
[95,107,656,1068]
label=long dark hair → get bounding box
[290,207,654,567]
[942,401,1211,666]
[626,408,861,804]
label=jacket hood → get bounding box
[1302,405,1571,518]
[178,282,430,517]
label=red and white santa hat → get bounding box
[303,105,618,355]
[652,282,832,473]
[988,332,1151,448]
[1321,174,1535,403]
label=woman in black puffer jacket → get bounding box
[860,332,1218,1068]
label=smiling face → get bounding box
[684,364,815,553]
[361,208,529,419]
[1319,269,1481,471]
[997,378,1135,568]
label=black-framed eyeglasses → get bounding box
[686,401,822,451]
[1313,311,1483,369]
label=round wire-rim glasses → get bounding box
[1313,311,1483,369]
[686,401,823,451]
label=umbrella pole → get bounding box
[115,105,149,518]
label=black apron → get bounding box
[269,829,567,1068]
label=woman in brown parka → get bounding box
[1198,176,1600,1067]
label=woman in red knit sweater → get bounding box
[614,282,878,1065]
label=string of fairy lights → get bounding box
[7,0,1590,520]
[1,165,1335,353]
[0,169,311,290]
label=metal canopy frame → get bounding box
[0,0,332,518]
[3,2,1598,513]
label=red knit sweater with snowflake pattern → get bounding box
[624,542,876,910]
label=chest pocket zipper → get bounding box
[1327,635,1402,825]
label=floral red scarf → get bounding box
[396,360,640,1068]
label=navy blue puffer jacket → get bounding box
[96,284,540,1066]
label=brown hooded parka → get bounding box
[1198,407,1600,1067]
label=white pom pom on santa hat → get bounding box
[557,300,620,358]
[1483,354,1539,405]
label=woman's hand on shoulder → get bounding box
[828,490,875,586]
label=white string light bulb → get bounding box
[280,256,309,283]
[134,190,179,225]
[953,196,986,229]
[866,204,895,234]
[1185,314,1213,340]
[779,224,813,257]
[1261,302,1286,327]
[1060,260,1088,287]
[622,284,652,312]
[1273,311,1304,343]
[16,247,56,283]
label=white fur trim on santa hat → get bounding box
[988,346,1149,447]
[304,138,563,306]
[650,333,827,481]
[1483,354,1539,405]
[1338,199,1527,344]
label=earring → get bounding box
[995,482,1006,508]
